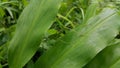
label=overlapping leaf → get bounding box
[84,39,120,68]
[8,0,62,68]
[34,8,120,68]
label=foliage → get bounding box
[0,0,120,68]
[34,6,120,68]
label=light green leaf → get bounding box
[8,0,62,68]
[34,8,120,68]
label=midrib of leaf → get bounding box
[50,9,118,68]
[18,4,56,63]
[18,0,46,51]
[8,2,44,66]
[16,5,44,64]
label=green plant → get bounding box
[0,0,120,68]
[34,6,120,68]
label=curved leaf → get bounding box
[8,0,62,68]
[34,8,120,68]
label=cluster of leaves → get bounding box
[1,0,120,68]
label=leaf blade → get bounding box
[34,8,120,68]
[8,0,62,68]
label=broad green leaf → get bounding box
[34,8,120,68]
[8,0,62,68]
[84,39,120,68]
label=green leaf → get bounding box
[83,3,98,24]
[84,39,120,68]
[34,8,120,68]
[8,0,62,68]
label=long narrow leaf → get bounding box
[34,8,120,68]
[8,0,62,68]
